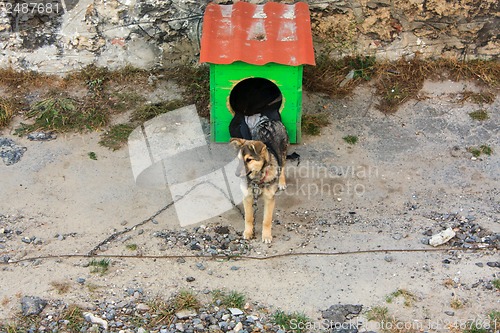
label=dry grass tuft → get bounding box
[303,55,375,98]
[0,98,15,128]
[170,65,210,118]
[50,281,71,295]
[303,55,499,114]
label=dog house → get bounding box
[200,2,315,143]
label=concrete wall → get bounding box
[0,0,498,73]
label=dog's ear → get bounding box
[230,138,246,148]
[253,141,268,157]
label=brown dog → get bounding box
[231,135,288,243]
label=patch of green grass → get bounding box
[211,289,246,309]
[343,135,359,145]
[468,145,493,158]
[99,123,135,151]
[463,321,489,333]
[366,306,389,322]
[350,56,376,80]
[130,100,185,123]
[126,243,138,251]
[223,291,246,308]
[15,97,108,135]
[89,258,110,274]
[88,152,97,160]
[469,109,489,121]
[173,290,200,311]
[301,113,330,135]
[492,279,500,290]
[60,304,85,332]
[273,310,310,333]
[489,310,499,328]
[479,145,492,156]
[385,289,417,307]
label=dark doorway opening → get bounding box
[229,78,282,116]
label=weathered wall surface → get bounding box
[0,0,498,73]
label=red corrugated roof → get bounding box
[200,2,315,66]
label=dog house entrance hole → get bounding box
[229,78,282,116]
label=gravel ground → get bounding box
[1,79,499,332]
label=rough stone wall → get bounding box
[312,0,499,59]
[0,0,498,73]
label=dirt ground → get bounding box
[0,78,498,330]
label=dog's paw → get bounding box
[243,229,254,240]
[278,183,287,191]
[262,234,273,243]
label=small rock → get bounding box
[420,237,430,245]
[21,296,47,316]
[176,309,197,319]
[384,255,394,262]
[392,233,403,240]
[231,266,240,271]
[175,322,185,332]
[234,321,243,332]
[186,276,195,282]
[27,131,57,141]
[105,309,116,320]
[445,311,455,316]
[136,303,150,312]
[321,304,362,322]
[486,262,499,268]
[214,226,230,234]
[475,262,484,268]
[76,278,86,284]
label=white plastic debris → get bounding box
[229,307,244,315]
[429,227,456,246]
[83,312,108,330]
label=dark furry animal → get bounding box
[229,78,282,140]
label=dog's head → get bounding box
[230,138,268,180]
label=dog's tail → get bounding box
[286,152,301,166]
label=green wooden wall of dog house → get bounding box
[200,2,316,143]
[210,62,303,143]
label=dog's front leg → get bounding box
[242,193,255,240]
[261,188,276,243]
